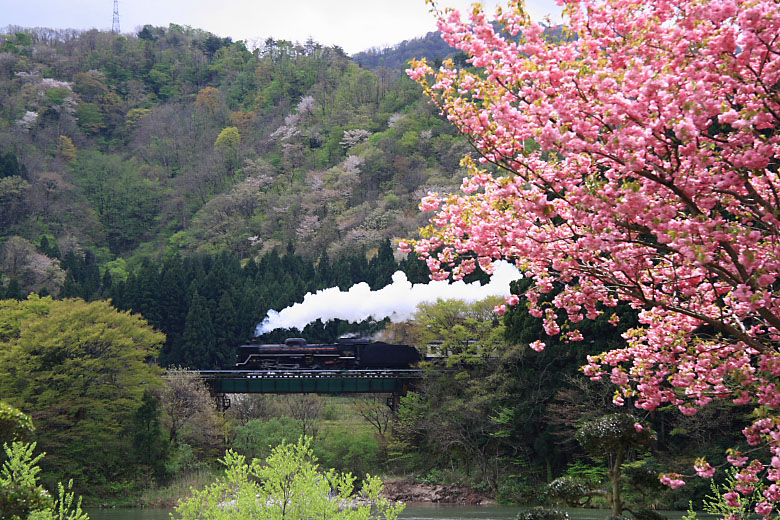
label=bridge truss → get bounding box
[196,369,423,411]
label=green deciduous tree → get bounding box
[74,102,105,134]
[57,136,77,164]
[72,151,162,253]
[394,297,506,367]
[232,417,303,462]
[0,296,164,491]
[214,126,240,172]
[175,437,403,520]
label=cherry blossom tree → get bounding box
[404,0,780,515]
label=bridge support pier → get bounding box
[386,393,401,412]
[215,393,230,412]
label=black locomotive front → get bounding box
[235,337,420,370]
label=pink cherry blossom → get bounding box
[405,0,780,512]
[660,474,686,489]
[694,459,716,478]
[755,501,773,517]
[728,454,749,468]
[724,492,740,507]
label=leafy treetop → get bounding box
[175,436,404,520]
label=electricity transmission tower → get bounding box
[112,0,120,33]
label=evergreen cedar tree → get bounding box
[403,0,780,515]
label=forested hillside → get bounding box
[353,31,465,70]
[0,24,468,301]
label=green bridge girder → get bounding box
[195,370,422,395]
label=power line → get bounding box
[112,0,120,34]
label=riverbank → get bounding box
[135,469,218,509]
[129,474,493,509]
[381,478,494,505]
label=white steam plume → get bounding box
[255,260,522,336]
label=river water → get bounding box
[87,504,716,520]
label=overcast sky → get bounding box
[4,0,563,55]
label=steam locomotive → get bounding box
[235,337,420,370]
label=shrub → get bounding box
[517,508,569,520]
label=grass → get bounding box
[139,468,220,508]
[135,394,388,507]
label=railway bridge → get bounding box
[195,369,423,411]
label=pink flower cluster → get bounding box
[405,0,780,513]
[694,459,716,479]
[659,473,686,489]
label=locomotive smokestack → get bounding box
[255,260,522,336]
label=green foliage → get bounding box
[71,151,161,253]
[175,437,403,520]
[0,441,89,520]
[621,457,664,500]
[0,402,34,448]
[179,291,216,369]
[568,415,657,516]
[75,103,105,134]
[131,391,168,481]
[683,467,765,520]
[0,21,467,267]
[215,127,240,154]
[0,153,24,179]
[44,88,70,106]
[576,414,655,456]
[547,477,593,507]
[0,296,50,342]
[562,461,607,489]
[0,442,53,519]
[314,428,380,478]
[164,443,198,476]
[321,402,339,421]
[0,296,165,493]
[408,297,507,366]
[391,362,510,492]
[232,417,303,462]
[516,508,569,520]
